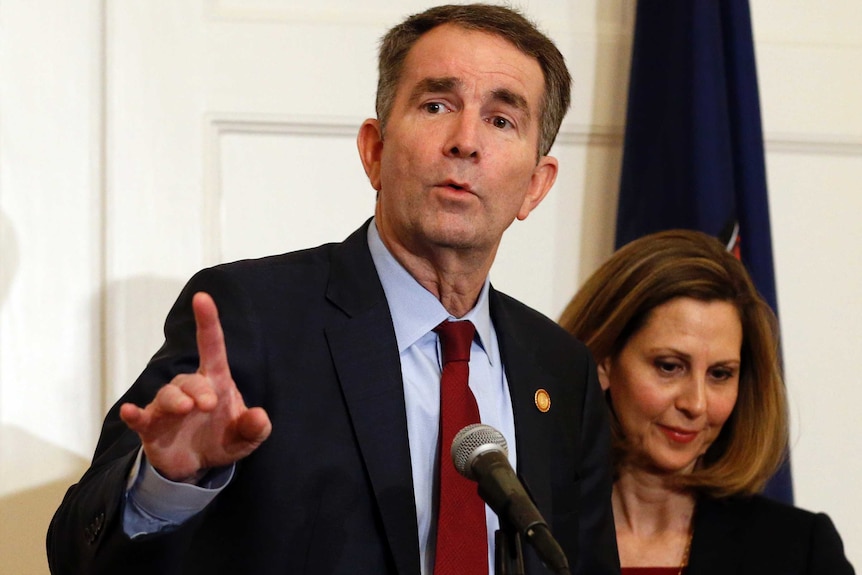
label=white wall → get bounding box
[0,1,101,572]
[0,1,859,573]
[751,2,862,562]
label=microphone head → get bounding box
[451,423,509,480]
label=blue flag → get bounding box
[615,0,792,503]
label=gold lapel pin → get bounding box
[534,388,551,413]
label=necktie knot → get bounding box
[434,320,476,364]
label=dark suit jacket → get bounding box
[47,221,619,575]
[688,495,855,574]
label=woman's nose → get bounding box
[676,377,707,418]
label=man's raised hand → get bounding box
[119,292,272,482]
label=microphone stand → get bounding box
[494,519,525,575]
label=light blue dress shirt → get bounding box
[367,220,516,574]
[123,219,517,574]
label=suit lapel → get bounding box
[324,223,420,575]
[490,291,556,536]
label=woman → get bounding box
[559,230,854,574]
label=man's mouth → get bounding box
[440,180,472,192]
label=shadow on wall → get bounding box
[0,209,187,572]
[0,425,89,575]
[0,213,69,574]
[1,209,19,307]
[101,274,187,407]
[0,272,186,575]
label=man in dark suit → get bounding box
[47,4,619,574]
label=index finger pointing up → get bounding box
[193,291,231,380]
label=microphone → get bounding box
[451,423,570,575]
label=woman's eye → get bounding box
[709,368,735,381]
[655,360,681,374]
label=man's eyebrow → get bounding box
[406,78,531,121]
[490,88,530,120]
[407,77,460,105]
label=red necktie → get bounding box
[433,320,488,575]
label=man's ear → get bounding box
[516,155,557,221]
[357,119,383,191]
[596,358,611,391]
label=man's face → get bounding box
[358,24,557,262]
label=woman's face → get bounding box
[599,297,742,475]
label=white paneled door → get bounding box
[103,1,390,403]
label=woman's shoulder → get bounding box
[700,494,828,529]
[691,495,855,574]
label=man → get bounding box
[47,4,618,574]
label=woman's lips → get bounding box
[659,425,699,444]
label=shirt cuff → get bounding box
[123,447,234,537]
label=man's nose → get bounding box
[443,113,481,160]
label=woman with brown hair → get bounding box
[559,229,854,574]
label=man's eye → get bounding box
[491,117,511,129]
[424,102,447,114]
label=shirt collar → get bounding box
[367,219,497,365]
